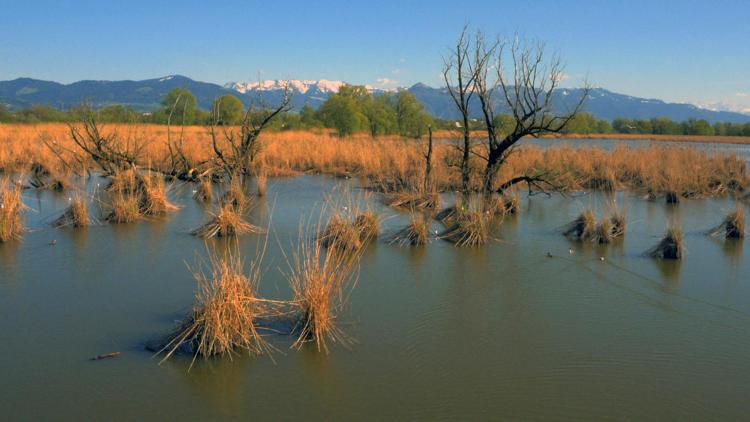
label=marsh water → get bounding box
[2,140,750,420]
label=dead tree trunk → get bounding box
[447,29,589,196]
[424,125,433,191]
[443,26,478,195]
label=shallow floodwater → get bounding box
[1,175,749,420]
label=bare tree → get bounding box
[443,25,479,194]
[447,29,589,196]
[58,103,143,175]
[210,85,292,178]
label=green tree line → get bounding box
[2,88,750,137]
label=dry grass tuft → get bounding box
[486,194,520,216]
[139,173,178,215]
[318,213,363,252]
[439,211,490,247]
[192,203,264,239]
[390,214,430,246]
[353,211,379,243]
[609,210,627,238]
[563,210,597,240]
[288,225,362,352]
[53,195,91,228]
[710,207,745,239]
[564,209,626,243]
[0,180,25,242]
[649,224,684,259]
[107,190,141,223]
[158,246,277,365]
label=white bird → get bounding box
[568,248,574,255]
[599,256,605,262]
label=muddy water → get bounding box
[1,175,749,420]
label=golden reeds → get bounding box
[107,190,140,223]
[564,208,625,244]
[649,224,684,259]
[287,223,362,352]
[158,246,276,364]
[0,124,746,199]
[192,203,264,239]
[439,211,490,247]
[710,207,745,239]
[390,214,430,246]
[563,210,597,240]
[318,213,363,252]
[0,179,25,242]
[53,195,91,228]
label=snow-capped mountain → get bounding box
[225,79,349,95]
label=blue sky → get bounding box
[1,0,749,111]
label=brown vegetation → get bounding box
[287,224,362,352]
[158,247,277,364]
[710,207,745,239]
[0,124,746,200]
[53,195,91,228]
[0,179,25,242]
[390,214,430,246]
[649,224,684,259]
[192,203,263,239]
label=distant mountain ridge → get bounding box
[1,75,749,124]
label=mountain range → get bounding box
[1,75,749,124]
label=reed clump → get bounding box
[0,180,25,242]
[390,214,430,246]
[107,190,141,223]
[139,172,178,215]
[564,209,626,244]
[53,195,91,228]
[192,203,264,239]
[439,210,490,247]
[563,210,597,240]
[158,248,275,363]
[288,226,362,352]
[710,207,745,239]
[486,194,520,216]
[318,213,363,252]
[353,211,379,243]
[649,224,684,259]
